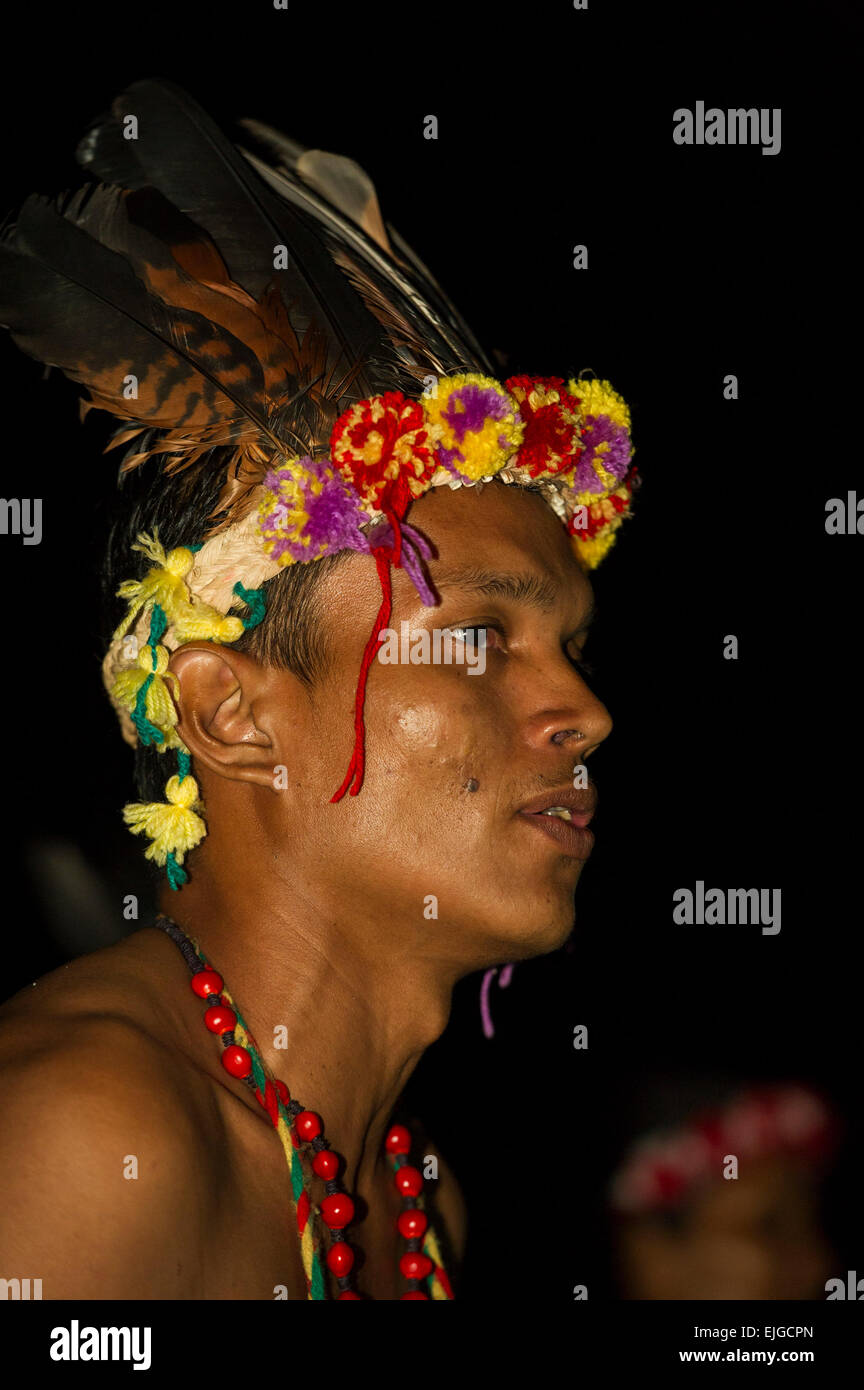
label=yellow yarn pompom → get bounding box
[568,377,631,432]
[422,373,524,481]
[112,531,196,641]
[571,528,620,570]
[122,773,206,867]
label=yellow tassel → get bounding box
[122,773,207,867]
[110,644,180,731]
[112,531,196,641]
[158,724,187,753]
[170,602,245,645]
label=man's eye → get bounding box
[446,625,496,650]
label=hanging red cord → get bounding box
[330,512,404,802]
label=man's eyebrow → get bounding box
[432,566,597,628]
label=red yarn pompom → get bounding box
[330,391,436,516]
[506,374,583,478]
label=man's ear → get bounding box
[167,643,283,789]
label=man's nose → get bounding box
[522,669,613,760]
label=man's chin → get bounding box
[487,895,578,960]
[530,908,579,955]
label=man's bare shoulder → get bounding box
[0,939,225,1298]
[0,935,212,1148]
[0,928,220,1090]
[0,928,177,1035]
[0,931,190,1094]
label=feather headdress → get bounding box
[0,79,638,885]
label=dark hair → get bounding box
[100,437,348,805]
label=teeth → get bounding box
[540,807,573,821]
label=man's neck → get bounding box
[157,844,456,1197]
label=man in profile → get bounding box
[0,79,632,1299]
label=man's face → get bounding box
[267,481,612,966]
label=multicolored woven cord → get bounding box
[157,918,453,1300]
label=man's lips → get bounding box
[517,786,597,826]
[516,786,597,860]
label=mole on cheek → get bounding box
[463,778,480,793]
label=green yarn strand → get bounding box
[165,852,187,891]
[233,580,266,631]
[132,603,170,747]
[149,602,168,645]
[131,677,163,747]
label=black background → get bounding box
[0,0,860,1308]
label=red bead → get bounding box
[321,1192,355,1229]
[385,1124,412,1155]
[399,1251,433,1281]
[274,1079,290,1106]
[394,1165,423,1198]
[397,1209,428,1240]
[312,1149,339,1181]
[326,1241,355,1275]
[203,1003,236,1034]
[294,1110,322,1142]
[338,1290,362,1299]
[191,969,223,998]
[400,1291,429,1299]
[220,1044,252,1078]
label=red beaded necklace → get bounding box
[154,915,455,1300]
